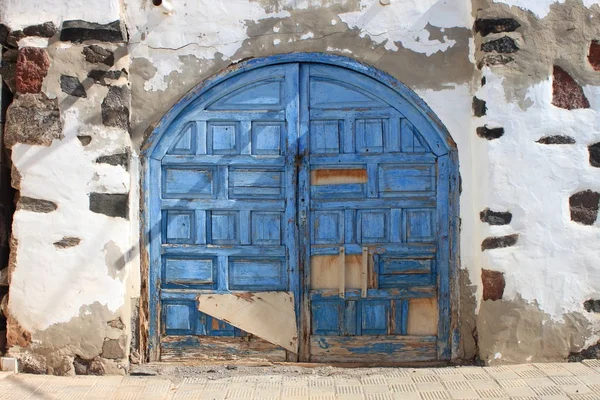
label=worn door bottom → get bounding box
[161,336,287,362]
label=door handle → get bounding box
[299,209,306,225]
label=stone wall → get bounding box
[0,0,599,372]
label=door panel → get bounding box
[304,64,441,362]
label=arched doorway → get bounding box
[142,54,459,363]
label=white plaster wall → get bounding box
[123,0,473,91]
[9,110,134,332]
[0,0,121,30]
[493,0,600,18]
[338,0,471,55]
[478,68,600,328]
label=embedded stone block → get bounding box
[0,357,17,372]
[17,197,57,213]
[536,135,576,145]
[88,69,126,85]
[569,190,600,225]
[476,126,504,140]
[15,47,50,94]
[589,40,600,71]
[60,75,87,98]
[101,85,130,130]
[475,18,521,37]
[82,45,115,66]
[53,237,81,249]
[552,66,589,110]
[73,356,104,375]
[481,234,518,251]
[22,22,57,38]
[89,193,129,219]
[60,20,127,43]
[481,36,518,53]
[96,152,129,170]
[584,299,600,313]
[482,269,505,301]
[588,142,600,167]
[101,336,126,359]
[5,94,63,148]
[480,208,512,225]
[472,97,486,117]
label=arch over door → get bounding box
[143,55,458,363]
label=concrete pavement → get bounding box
[1,361,600,399]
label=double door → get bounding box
[157,62,447,362]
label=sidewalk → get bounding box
[1,361,600,399]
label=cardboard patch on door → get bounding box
[197,292,298,353]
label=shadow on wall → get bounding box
[0,78,16,355]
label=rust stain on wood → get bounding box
[311,168,368,185]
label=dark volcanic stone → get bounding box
[88,69,125,84]
[78,135,92,146]
[589,41,600,71]
[478,54,515,68]
[60,20,126,43]
[18,197,57,213]
[589,143,600,168]
[552,66,589,110]
[96,152,129,170]
[569,190,600,225]
[15,47,50,94]
[6,30,25,48]
[102,85,130,130]
[23,22,57,38]
[472,97,487,117]
[481,36,519,53]
[4,94,63,147]
[536,135,576,145]
[83,45,114,66]
[480,208,512,225]
[584,299,600,313]
[476,126,504,140]
[0,24,9,47]
[475,18,521,37]
[73,356,105,376]
[53,237,81,249]
[482,269,505,301]
[60,75,87,98]
[89,193,129,219]
[481,234,518,251]
[568,341,600,362]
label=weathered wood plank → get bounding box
[161,335,286,362]
[310,287,435,300]
[407,298,438,336]
[197,292,298,353]
[310,335,437,363]
[310,254,363,290]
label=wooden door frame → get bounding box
[140,53,460,363]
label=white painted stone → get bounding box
[0,0,121,29]
[0,358,18,373]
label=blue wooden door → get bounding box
[155,64,301,361]
[149,59,453,362]
[299,64,449,362]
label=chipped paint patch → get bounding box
[338,0,471,55]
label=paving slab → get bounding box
[0,362,599,399]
